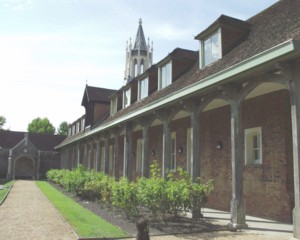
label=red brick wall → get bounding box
[93,103,110,125]
[200,105,232,211]
[132,130,142,180]
[199,90,293,223]
[242,90,293,222]
[113,90,294,222]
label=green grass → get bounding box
[36,181,128,238]
[0,180,14,204]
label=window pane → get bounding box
[211,33,220,61]
[245,127,262,165]
[139,77,148,100]
[124,88,131,107]
[204,30,221,66]
[204,38,212,65]
[160,62,172,89]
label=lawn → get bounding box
[0,180,14,204]
[36,181,128,238]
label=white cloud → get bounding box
[1,0,34,11]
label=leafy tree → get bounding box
[27,117,55,134]
[57,121,69,135]
[0,116,6,129]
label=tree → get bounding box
[27,117,55,134]
[0,116,6,129]
[57,121,69,135]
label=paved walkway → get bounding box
[148,208,294,240]
[0,180,77,240]
[0,180,295,240]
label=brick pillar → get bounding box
[290,72,300,238]
[229,87,247,229]
[123,124,132,180]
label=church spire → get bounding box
[133,19,147,52]
[124,18,153,83]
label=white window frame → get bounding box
[158,61,172,90]
[110,97,118,115]
[138,77,149,100]
[170,132,176,170]
[200,28,222,68]
[123,87,131,108]
[245,127,262,165]
[136,138,143,173]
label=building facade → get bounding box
[57,1,300,238]
[0,131,65,179]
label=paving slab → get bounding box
[0,180,77,240]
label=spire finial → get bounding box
[139,18,142,25]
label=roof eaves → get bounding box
[56,39,300,149]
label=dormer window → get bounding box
[123,88,131,108]
[110,97,118,115]
[138,77,148,100]
[201,28,221,68]
[196,15,251,69]
[158,61,172,89]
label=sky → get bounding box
[0,0,278,132]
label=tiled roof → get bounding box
[82,85,116,106]
[101,0,300,125]
[58,0,300,147]
[0,130,66,151]
[195,14,251,40]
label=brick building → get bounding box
[56,0,300,238]
[0,130,65,179]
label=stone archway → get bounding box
[14,155,35,179]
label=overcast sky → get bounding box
[0,0,278,132]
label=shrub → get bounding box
[111,177,139,218]
[46,162,214,220]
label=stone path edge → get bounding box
[36,181,81,239]
[0,180,15,206]
[37,181,134,240]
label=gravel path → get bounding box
[0,180,77,240]
[0,180,293,240]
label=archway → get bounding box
[241,81,294,223]
[14,155,35,179]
